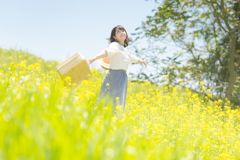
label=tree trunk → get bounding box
[225,32,237,100]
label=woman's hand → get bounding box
[141,59,147,68]
[87,57,96,65]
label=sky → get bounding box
[0,0,159,74]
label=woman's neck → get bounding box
[118,41,124,46]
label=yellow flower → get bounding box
[144,82,151,87]
[50,71,56,74]
[35,66,41,71]
[28,64,34,69]
[65,76,71,81]
[111,116,118,123]
[116,105,122,110]
[72,83,77,86]
[208,94,212,98]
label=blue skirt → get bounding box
[97,69,128,109]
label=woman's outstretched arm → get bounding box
[88,50,108,64]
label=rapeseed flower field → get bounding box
[1,48,240,160]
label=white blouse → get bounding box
[105,42,140,71]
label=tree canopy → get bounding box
[131,0,240,106]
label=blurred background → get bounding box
[0,0,157,73]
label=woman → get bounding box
[88,25,147,109]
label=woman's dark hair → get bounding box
[109,25,130,47]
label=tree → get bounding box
[130,0,240,105]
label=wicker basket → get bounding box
[56,52,91,85]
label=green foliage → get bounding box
[130,0,240,105]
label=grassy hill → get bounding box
[0,48,240,160]
[0,47,55,70]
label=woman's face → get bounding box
[113,28,126,42]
